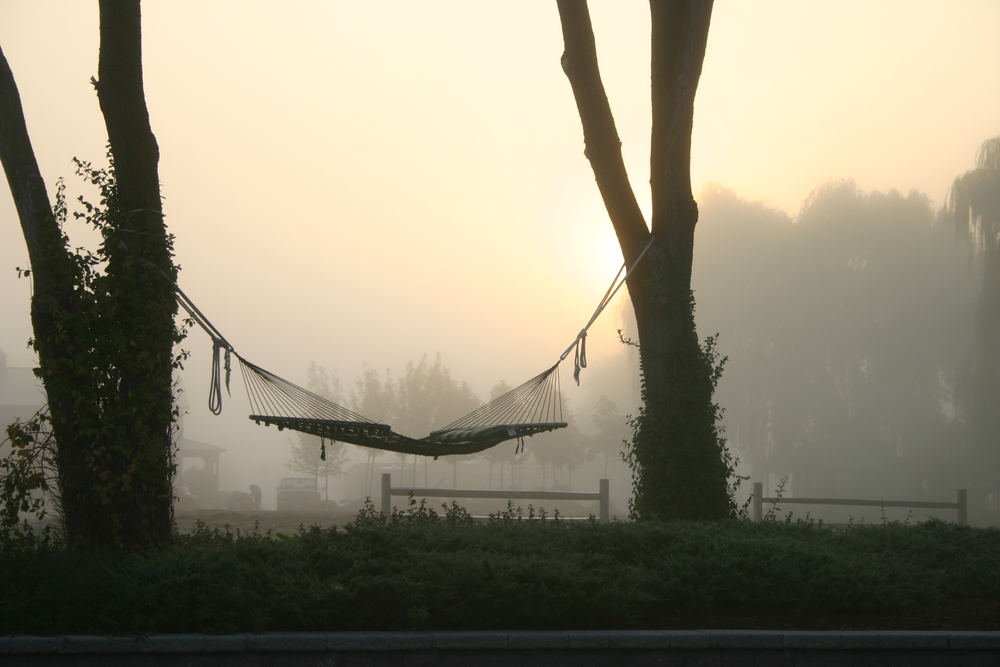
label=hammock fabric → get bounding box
[239,356,566,458]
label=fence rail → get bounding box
[381,473,610,523]
[752,482,967,525]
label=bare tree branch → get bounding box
[556,0,650,266]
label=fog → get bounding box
[1,2,999,521]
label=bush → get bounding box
[0,510,997,634]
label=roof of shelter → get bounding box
[178,437,226,456]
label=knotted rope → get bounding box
[559,235,655,384]
[175,287,234,415]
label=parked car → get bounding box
[276,477,320,511]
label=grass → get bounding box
[0,504,997,635]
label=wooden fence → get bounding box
[752,481,967,525]
[381,473,610,523]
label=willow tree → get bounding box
[556,1,734,519]
[0,1,178,549]
[949,137,1000,470]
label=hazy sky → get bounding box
[2,1,998,455]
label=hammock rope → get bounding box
[560,235,655,384]
[176,286,233,416]
[178,235,655,457]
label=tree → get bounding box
[349,355,483,490]
[587,395,629,479]
[949,136,1000,487]
[0,1,178,549]
[393,355,480,487]
[286,363,349,500]
[393,355,480,438]
[697,183,972,501]
[481,380,522,488]
[556,1,734,519]
[350,365,394,496]
[531,397,583,490]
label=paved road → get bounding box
[4,630,1000,665]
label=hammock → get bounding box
[241,358,565,457]
[177,236,654,458]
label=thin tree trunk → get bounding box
[365,452,374,496]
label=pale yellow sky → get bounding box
[1,0,998,405]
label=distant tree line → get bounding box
[690,153,998,514]
[286,354,633,498]
[292,140,1000,517]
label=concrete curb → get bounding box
[2,630,998,665]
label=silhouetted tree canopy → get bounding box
[286,363,349,499]
[693,182,976,500]
[948,136,1000,498]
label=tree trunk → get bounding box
[557,0,732,519]
[968,247,1000,467]
[86,0,175,548]
[0,1,177,549]
[0,44,99,534]
[365,452,373,496]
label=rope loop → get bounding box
[208,338,232,416]
[557,235,655,384]
[572,330,588,385]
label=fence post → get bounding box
[599,478,609,523]
[957,489,967,526]
[381,473,391,517]
[753,482,763,523]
